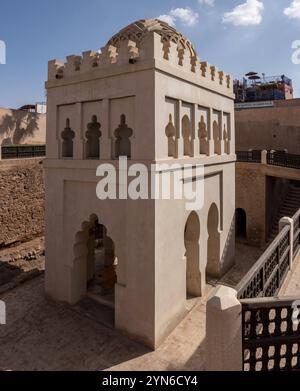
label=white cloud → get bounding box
[199,0,215,6]
[158,7,199,27]
[284,1,300,19]
[223,0,264,26]
[158,14,176,27]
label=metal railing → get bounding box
[241,297,300,371]
[236,150,261,163]
[237,225,291,300]
[237,209,300,371]
[1,145,46,160]
[237,149,300,170]
[293,209,300,257]
[267,151,300,170]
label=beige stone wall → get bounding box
[236,101,300,154]
[0,158,45,247]
[236,163,266,246]
[0,107,46,146]
[236,162,292,246]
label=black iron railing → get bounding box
[1,145,46,160]
[267,151,300,170]
[241,297,300,371]
[237,226,291,300]
[237,150,300,170]
[236,150,261,163]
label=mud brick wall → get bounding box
[0,158,45,247]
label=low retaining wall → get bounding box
[0,158,45,247]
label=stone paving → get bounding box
[0,276,210,371]
[0,243,299,371]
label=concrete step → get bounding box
[268,187,300,241]
[281,208,298,215]
[284,200,300,206]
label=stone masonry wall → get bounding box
[0,158,45,247]
[236,162,266,247]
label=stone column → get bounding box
[101,99,112,160]
[176,100,184,158]
[261,150,268,165]
[192,104,199,157]
[206,285,243,371]
[279,217,294,269]
[74,102,83,159]
[208,107,214,156]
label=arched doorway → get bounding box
[235,208,247,239]
[86,219,118,308]
[206,203,221,280]
[74,215,118,310]
[184,212,202,298]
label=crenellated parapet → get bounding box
[47,19,233,95]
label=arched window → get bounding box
[85,115,102,159]
[182,115,192,157]
[114,114,133,159]
[198,116,209,155]
[213,121,221,155]
[61,118,75,158]
[165,114,176,158]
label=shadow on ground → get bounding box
[0,276,208,371]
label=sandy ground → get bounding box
[0,237,44,293]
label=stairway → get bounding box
[269,186,300,241]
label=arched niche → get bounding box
[85,115,102,159]
[61,118,75,158]
[198,115,209,156]
[114,114,133,159]
[165,114,176,158]
[213,121,221,155]
[223,124,230,155]
[182,115,192,157]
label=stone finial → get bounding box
[65,55,82,76]
[226,74,232,89]
[177,43,191,70]
[128,40,139,60]
[82,50,100,71]
[200,61,209,77]
[191,56,198,73]
[117,40,139,64]
[210,65,217,81]
[101,45,118,66]
[218,70,224,85]
[162,40,171,60]
[164,40,179,64]
[48,59,64,80]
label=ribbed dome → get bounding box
[107,19,197,58]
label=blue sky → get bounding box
[0,0,300,108]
